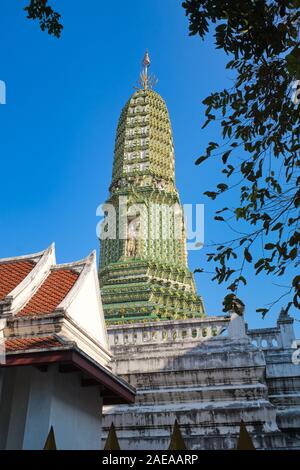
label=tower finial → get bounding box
[138,50,157,90]
[143,49,150,68]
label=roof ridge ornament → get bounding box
[137,50,158,91]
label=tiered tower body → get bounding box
[99,86,204,323]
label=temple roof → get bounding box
[0,244,103,335]
[17,268,79,317]
[0,248,47,301]
[0,260,36,301]
[0,244,136,405]
[5,335,63,352]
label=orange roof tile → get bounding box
[5,336,63,352]
[0,260,35,301]
[17,269,79,317]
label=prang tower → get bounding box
[99,52,205,323]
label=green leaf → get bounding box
[201,119,211,129]
[238,275,247,285]
[244,247,252,263]
[272,223,283,231]
[216,207,229,214]
[286,46,300,78]
[204,191,217,200]
[217,183,228,192]
[290,247,297,260]
[194,268,204,274]
[254,258,264,268]
[222,150,232,164]
[227,283,237,292]
[195,155,208,165]
[264,243,275,250]
[256,308,269,318]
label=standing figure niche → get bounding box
[126,215,140,258]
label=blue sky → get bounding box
[0,0,298,334]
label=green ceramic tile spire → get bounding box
[99,52,205,324]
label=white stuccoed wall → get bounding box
[247,314,300,435]
[102,314,300,450]
[0,365,102,450]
